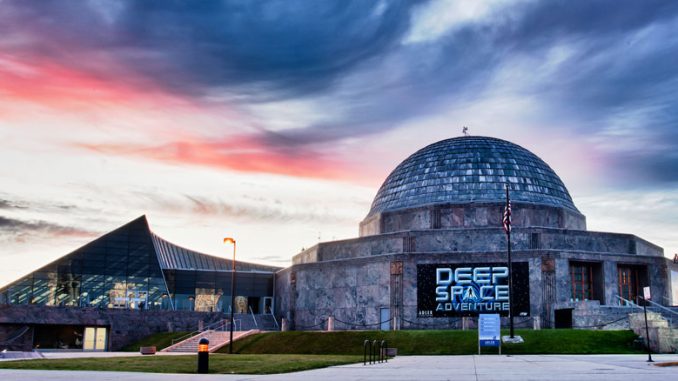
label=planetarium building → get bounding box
[1,136,677,351]
[276,136,676,330]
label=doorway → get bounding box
[83,327,108,351]
[380,307,391,330]
[554,308,573,329]
[263,297,273,314]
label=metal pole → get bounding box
[229,241,237,354]
[642,296,654,362]
[506,185,515,339]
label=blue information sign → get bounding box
[478,314,501,349]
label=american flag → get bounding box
[503,200,512,234]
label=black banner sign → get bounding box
[417,262,530,317]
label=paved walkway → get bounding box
[0,354,677,380]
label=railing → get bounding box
[616,295,678,327]
[363,339,388,365]
[171,319,231,345]
[615,295,643,309]
[248,306,259,329]
[270,313,280,330]
[0,326,30,347]
[640,297,677,327]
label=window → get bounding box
[569,261,603,302]
[570,263,593,301]
[618,265,647,303]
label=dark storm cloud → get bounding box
[0,0,420,97]
[249,0,678,183]
[4,0,678,184]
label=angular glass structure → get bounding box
[0,216,279,313]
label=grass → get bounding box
[120,331,191,352]
[0,354,362,374]
[225,329,643,355]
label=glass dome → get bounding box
[368,136,578,216]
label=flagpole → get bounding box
[506,184,515,339]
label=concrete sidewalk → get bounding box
[0,354,677,381]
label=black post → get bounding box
[371,340,378,364]
[642,296,654,362]
[383,340,388,363]
[229,241,237,354]
[363,340,369,365]
[197,338,209,374]
[506,185,515,339]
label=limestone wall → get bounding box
[293,227,663,265]
[282,250,670,331]
[360,202,587,236]
[0,305,226,351]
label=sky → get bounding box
[1,0,678,286]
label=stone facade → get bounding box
[0,304,226,351]
[275,137,673,333]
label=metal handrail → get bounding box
[0,326,30,346]
[638,296,676,327]
[171,319,229,345]
[270,313,280,330]
[249,306,259,329]
[642,298,678,317]
[615,295,642,309]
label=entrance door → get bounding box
[83,327,108,351]
[262,297,273,314]
[554,308,573,329]
[380,308,390,331]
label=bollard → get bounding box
[363,340,370,365]
[371,340,377,364]
[197,338,209,374]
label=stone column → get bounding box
[533,316,541,330]
[281,318,289,332]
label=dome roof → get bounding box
[368,136,578,216]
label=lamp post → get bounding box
[223,237,236,354]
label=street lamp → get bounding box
[223,237,236,354]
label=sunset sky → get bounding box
[2,0,678,286]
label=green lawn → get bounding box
[120,331,191,352]
[226,329,643,355]
[0,354,362,374]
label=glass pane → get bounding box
[83,327,96,351]
[95,328,107,351]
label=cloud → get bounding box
[0,1,419,98]
[0,215,96,243]
[181,194,357,225]
[76,132,379,183]
[0,199,27,209]
[4,0,678,187]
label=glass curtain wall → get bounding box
[0,217,170,310]
[164,270,273,313]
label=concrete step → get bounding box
[161,329,259,353]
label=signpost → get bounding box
[641,286,653,363]
[478,313,501,355]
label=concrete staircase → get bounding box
[161,329,259,353]
[629,312,678,353]
[230,313,279,331]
